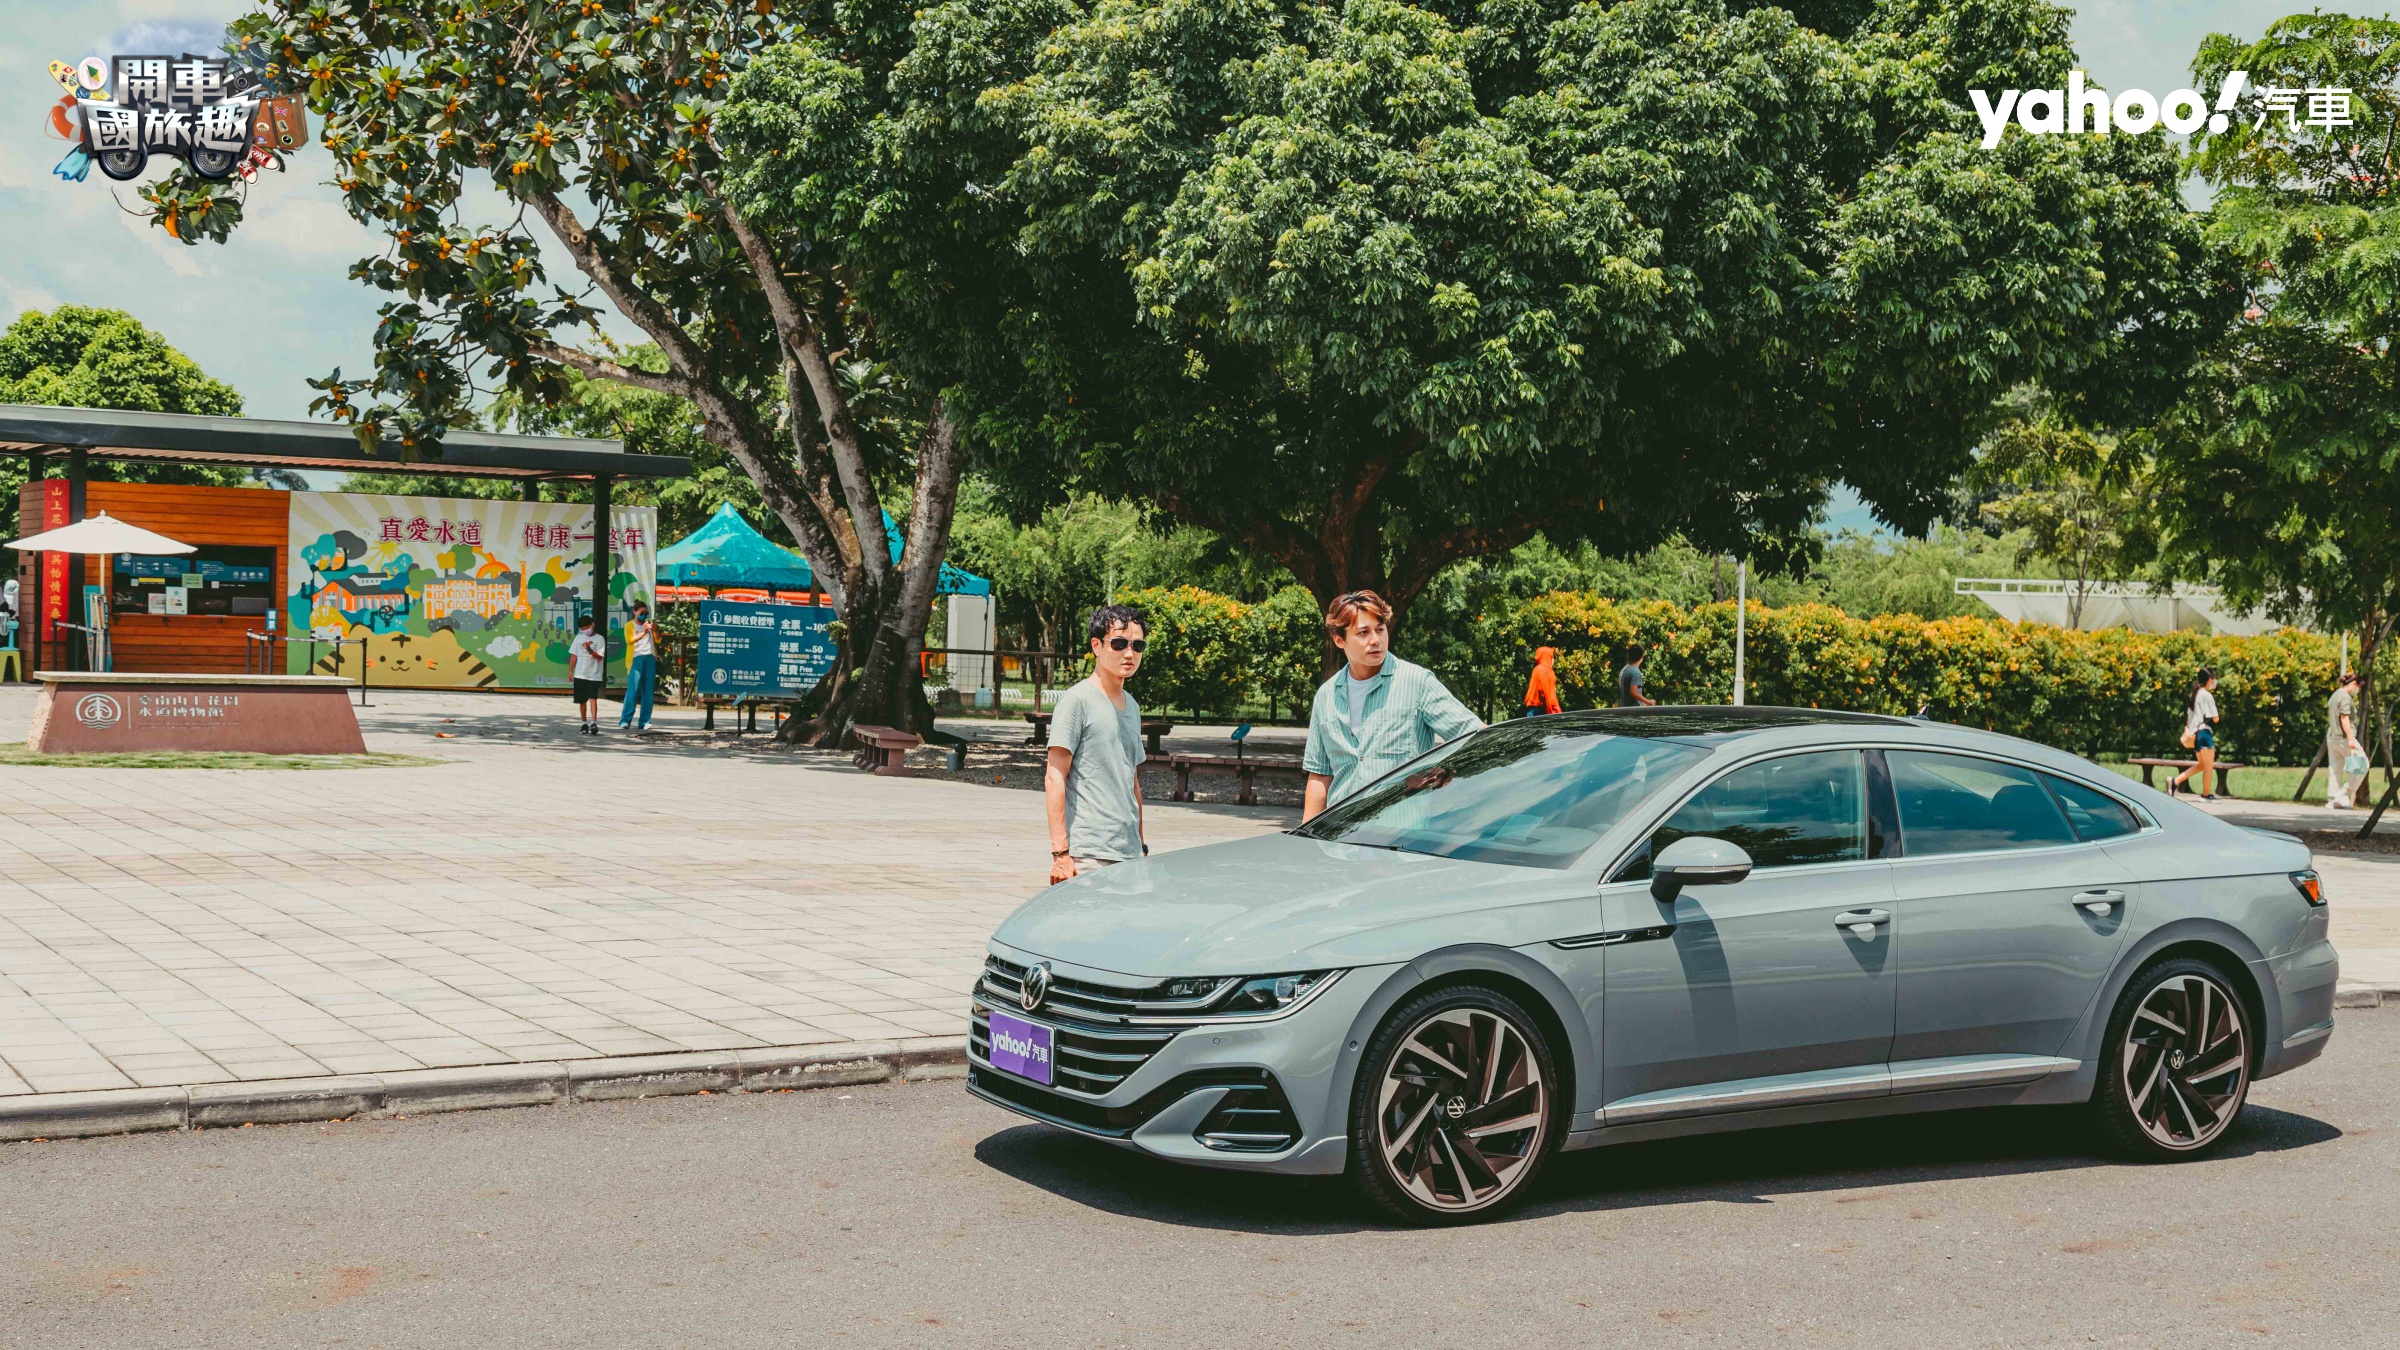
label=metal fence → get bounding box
[920,646,1093,715]
[245,631,372,706]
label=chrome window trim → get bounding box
[1601,739,2161,882]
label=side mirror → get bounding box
[1650,835,1753,904]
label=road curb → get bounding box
[0,1034,970,1145]
[2335,983,2396,1009]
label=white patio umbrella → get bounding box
[5,511,196,671]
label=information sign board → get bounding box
[696,600,838,699]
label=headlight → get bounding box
[1214,971,1335,1015]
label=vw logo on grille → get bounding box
[1020,962,1051,1012]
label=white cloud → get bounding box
[236,189,376,259]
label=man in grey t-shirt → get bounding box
[1046,603,1149,882]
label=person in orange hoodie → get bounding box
[1521,646,1562,717]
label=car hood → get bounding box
[991,832,1591,978]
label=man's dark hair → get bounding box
[1087,602,1147,642]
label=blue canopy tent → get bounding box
[657,502,990,596]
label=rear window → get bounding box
[2043,773,2143,841]
[1887,750,2078,856]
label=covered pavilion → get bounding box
[0,404,691,675]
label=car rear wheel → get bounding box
[1350,984,1561,1225]
[2093,957,2252,1160]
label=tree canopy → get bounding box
[2140,14,2400,733]
[0,306,264,501]
[726,0,2232,632]
[144,0,993,740]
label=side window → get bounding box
[1887,750,2077,855]
[2043,773,2142,842]
[1623,750,1867,878]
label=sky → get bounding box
[0,0,2359,528]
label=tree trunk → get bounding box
[774,410,963,747]
[1160,454,1531,682]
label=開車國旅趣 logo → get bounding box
[1020,962,1052,1012]
[1965,70,2356,149]
[72,693,122,728]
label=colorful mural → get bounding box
[284,491,656,690]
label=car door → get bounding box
[1884,750,2140,1069]
[1597,749,1897,1119]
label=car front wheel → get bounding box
[2093,957,2253,1160]
[1350,984,1562,1225]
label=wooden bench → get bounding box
[1025,709,1176,756]
[851,723,923,776]
[1167,753,1307,806]
[2126,756,2244,797]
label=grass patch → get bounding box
[0,744,443,770]
[2098,760,2394,804]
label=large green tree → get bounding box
[2142,13,2400,805]
[146,1,972,743]
[0,306,269,502]
[731,0,2231,644]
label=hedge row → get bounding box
[1465,595,2353,766]
[1113,587,2364,766]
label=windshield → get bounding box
[1293,722,1707,869]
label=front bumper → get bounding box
[963,949,1396,1175]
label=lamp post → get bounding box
[1732,560,1747,706]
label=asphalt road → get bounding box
[5,1012,2397,1349]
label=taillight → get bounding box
[2290,870,2324,906]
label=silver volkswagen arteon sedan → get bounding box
[967,708,2339,1224]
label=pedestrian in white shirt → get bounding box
[2170,668,2221,801]
[568,614,607,737]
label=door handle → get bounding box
[2075,889,2125,915]
[1834,909,1890,937]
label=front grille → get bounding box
[977,956,1227,1025]
[970,1002,1177,1096]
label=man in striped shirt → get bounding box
[1301,590,1483,820]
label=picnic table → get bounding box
[1024,710,1175,756]
[1166,753,1307,806]
[700,697,798,733]
[2126,756,2244,797]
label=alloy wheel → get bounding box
[1374,1006,1549,1213]
[2120,971,2248,1151]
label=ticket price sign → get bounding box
[695,600,838,699]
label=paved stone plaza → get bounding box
[0,687,1284,1098]
[0,686,2391,1100]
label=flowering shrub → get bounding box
[1444,596,2346,763]
[1111,587,2351,764]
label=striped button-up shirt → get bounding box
[1303,655,1485,806]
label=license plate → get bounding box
[985,1009,1054,1086]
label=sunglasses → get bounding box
[1103,637,1146,652]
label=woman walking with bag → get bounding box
[2170,668,2221,801]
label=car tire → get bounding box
[1349,983,1563,1225]
[2092,956,2254,1161]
